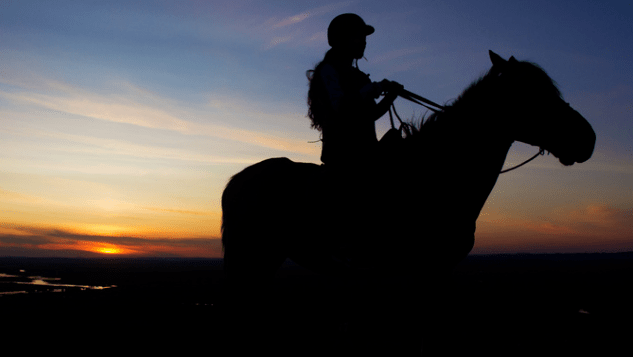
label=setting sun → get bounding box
[95,247,121,254]
[77,242,136,256]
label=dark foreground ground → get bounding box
[1,253,631,356]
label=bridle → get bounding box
[391,89,545,174]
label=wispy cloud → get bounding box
[27,128,258,165]
[262,1,355,49]
[0,224,223,258]
[476,203,633,253]
[559,204,632,233]
[372,46,427,64]
[0,188,48,206]
[371,46,430,76]
[0,77,318,158]
[271,1,356,29]
[265,35,294,49]
[142,206,216,216]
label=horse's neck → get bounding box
[451,73,502,120]
[413,74,513,222]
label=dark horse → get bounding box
[220,51,595,354]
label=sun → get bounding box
[96,247,122,254]
[80,242,136,255]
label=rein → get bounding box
[391,89,545,174]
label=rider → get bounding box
[306,13,404,170]
[306,13,403,266]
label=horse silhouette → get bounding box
[220,51,596,354]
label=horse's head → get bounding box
[489,51,596,165]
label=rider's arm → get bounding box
[321,64,401,122]
[369,80,403,122]
[372,80,402,121]
[321,64,382,112]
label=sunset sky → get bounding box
[1,0,631,258]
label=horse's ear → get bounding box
[509,56,518,63]
[489,50,507,68]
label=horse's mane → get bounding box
[402,59,561,141]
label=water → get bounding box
[0,271,116,296]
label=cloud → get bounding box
[273,13,310,29]
[261,1,355,49]
[3,203,631,258]
[271,1,356,29]
[26,129,259,165]
[0,76,318,158]
[142,206,215,216]
[562,204,632,232]
[370,46,430,77]
[1,176,224,242]
[0,188,56,208]
[265,35,294,49]
[488,203,632,238]
[308,31,327,43]
[476,203,633,253]
[372,46,427,64]
[0,224,223,258]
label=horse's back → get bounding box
[221,157,322,248]
[222,157,321,209]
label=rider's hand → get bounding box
[392,81,404,94]
[380,79,404,95]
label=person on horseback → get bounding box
[305,13,404,267]
[306,13,404,170]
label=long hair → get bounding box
[306,49,364,132]
[306,51,331,132]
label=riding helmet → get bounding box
[327,13,375,47]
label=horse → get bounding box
[219,51,596,354]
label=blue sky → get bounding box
[1,0,631,257]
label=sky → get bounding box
[1,0,631,258]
